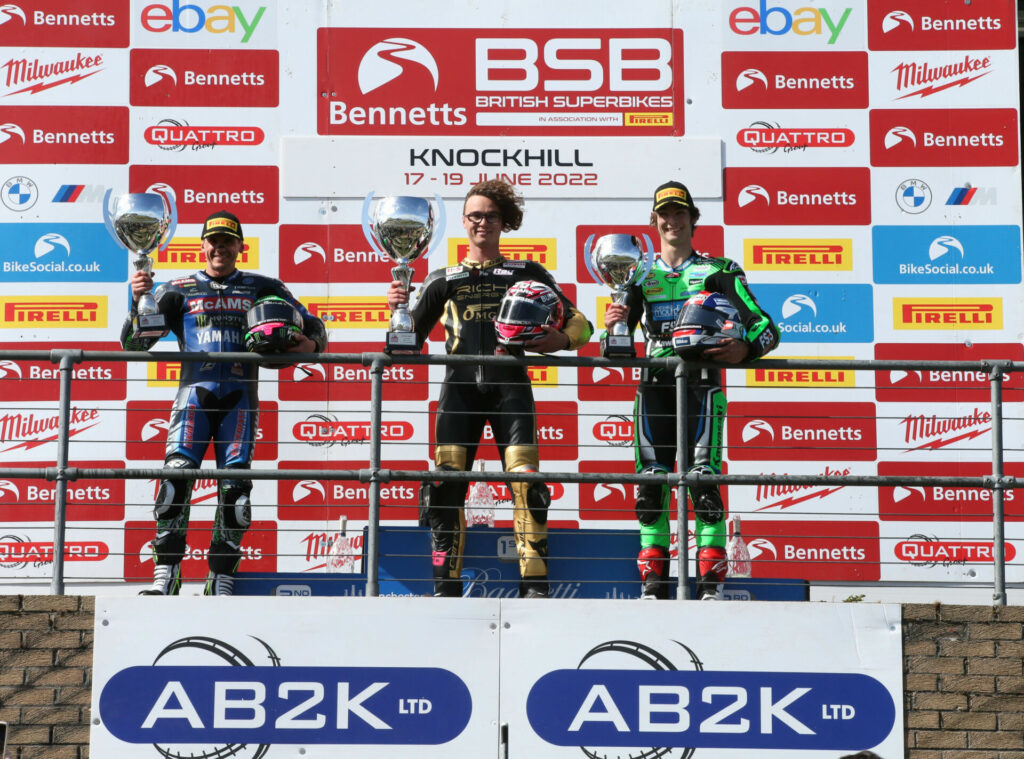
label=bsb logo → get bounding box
[0,342,125,401]
[276,459,425,522]
[878,461,1024,522]
[727,2,854,45]
[0,461,125,522]
[868,0,1016,51]
[278,342,429,403]
[129,165,278,223]
[124,400,277,462]
[724,167,870,226]
[744,239,852,271]
[870,109,1019,167]
[722,51,868,109]
[0,0,129,47]
[893,298,1002,331]
[317,28,684,136]
[0,106,128,164]
[280,225,429,284]
[139,2,267,43]
[130,48,278,107]
[728,401,877,461]
[872,226,1022,285]
[874,342,1024,403]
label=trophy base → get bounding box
[601,334,636,358]
[385,330,420,355]
[133,313,169,340]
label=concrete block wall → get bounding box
[0,597,1022,758]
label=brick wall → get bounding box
[0,597,1021,758]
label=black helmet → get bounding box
[671,291,745,358]
[245,295,303,353]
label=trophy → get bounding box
[585,232,655,357]
[362,193,445,353]
[103,189,177,339]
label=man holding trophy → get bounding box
[603,182,779,601]
[385,180,593,598]
[119,208,326,596]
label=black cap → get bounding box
[201,210,243,240]
[652,181,696,212]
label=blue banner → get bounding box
[0,223,125,282]
[755,284,874,343]
[873,225,1021,284]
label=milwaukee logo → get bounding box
[754,466,850,511]
[893,298,1001,330]
[304,298,390,328]
[0,407,100,452]
[0,297,106,328]
[892,54,991,99]
[155,238,257,269]
[745,239,852,270]
[2,51,103,95]
[448,239,555,267]
[899,407,991,451]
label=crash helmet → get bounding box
[244,295,303,353]
[671,291,745,358]
[494,280,565,346]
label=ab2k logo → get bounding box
[724,167,870,226]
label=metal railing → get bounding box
[0,348,1019,604]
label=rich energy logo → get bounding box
[98,635,472,747]
[527,638,895,751]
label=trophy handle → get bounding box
[639,233,656,278]
[426,194,446,258]
[583,234,602,285]
[361,191,386,257]
[159,191,177,255]
[102,188,120,247]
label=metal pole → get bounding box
[365,356,385,597]
[989,365,1006,606]
[50,350,79,595]
[675,361,690,600]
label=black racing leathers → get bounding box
[121,269,326,577]
[409,255,592,596]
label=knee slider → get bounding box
[692,487,724,526]
[219,478,252,531]
[154,456,195,520]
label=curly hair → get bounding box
[464,179,524,232]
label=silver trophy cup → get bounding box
[103,190,177,339]
[585,233,655,357]
[362,193,445,353]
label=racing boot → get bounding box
[520,577,550,598]
[139,562,182,596]
[638,546,669,600]
[204,572,235,596]
[697,546,727,600]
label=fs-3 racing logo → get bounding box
[358,38,438,94]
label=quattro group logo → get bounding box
[0,106,128,163]
[727,401,877,461]
[721,51,867,109]
[867,0,1016,51]
[724,167,870,225]
[737,121,854,153]
[144,118,265,150]
[872,226,1021,285]
[130,48,278,107]
[317,27,684,136]
[0,0,128,47]
[873,342,1024,403]
[870,108,1019,167]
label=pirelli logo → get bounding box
[302,297,390,328]
[148,362,181,387]
[747,357,855,388]
[0,297,107,328]
[529,366,558,386]
[595,295,612,330]
[447,238,556,268]
[625,112,673,127]
[744,239,852,271]
[154,238,259,269]
[894,298,1002,330]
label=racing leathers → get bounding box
[620,252,779,599]
[121,270,326,593]
[409,256,592,597]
